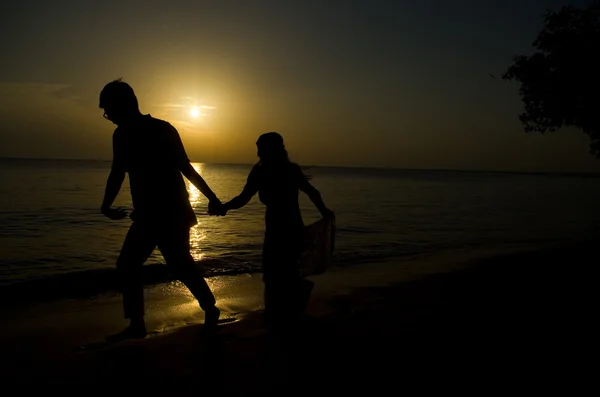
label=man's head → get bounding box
[99,79,139,125]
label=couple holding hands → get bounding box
[99,80,333,340]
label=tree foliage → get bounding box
[502,2,600,157]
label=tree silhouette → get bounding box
[502,2,600,157]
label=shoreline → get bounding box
[1,241,595,389]
[0,238,580,304]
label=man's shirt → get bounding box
[112,115,197,227]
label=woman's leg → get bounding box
[262,234,306,321]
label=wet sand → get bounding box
[1,242,595,392]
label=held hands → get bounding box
[208,199,227,216]
[101,206,128,220]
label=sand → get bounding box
[0,241,595,392]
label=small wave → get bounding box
[0,258,261,304]
[335,227,378,235]
[333,250,427,267]
[0,248,420,304]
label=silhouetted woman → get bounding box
[221,132,334,323]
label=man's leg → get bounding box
[157,226,218,321]
[112,222,156,339]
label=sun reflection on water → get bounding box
[187,163,207,261]
[166,277,225,298]
[146,276,264,323]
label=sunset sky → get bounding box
[0,0,598,172]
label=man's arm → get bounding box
[167,124,220,202]
[101,169,125,211]
[181,163,219,202]
[100,132,128,220]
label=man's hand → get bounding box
[101,206,128,220]
[208,199,227,216]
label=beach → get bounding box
[3,0,600,393]
[1,241,594,392]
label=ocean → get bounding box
[1,157,600,301]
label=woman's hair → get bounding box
[256,132,312,180]
[256,132,288,163]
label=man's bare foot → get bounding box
[106,324,147,342]
[203,306,220,327]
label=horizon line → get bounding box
[1,155,600,177]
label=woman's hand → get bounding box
[321,208,335,220]
[101,206,128,220]
[208,200,227,216]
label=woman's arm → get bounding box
[224,168,259,211]
[298,169,334,219]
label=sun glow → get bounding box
[190,107,200,118]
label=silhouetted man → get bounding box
[99,79,220,339]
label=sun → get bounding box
[190,107,200,118]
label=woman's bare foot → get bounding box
[106,320,147,342]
